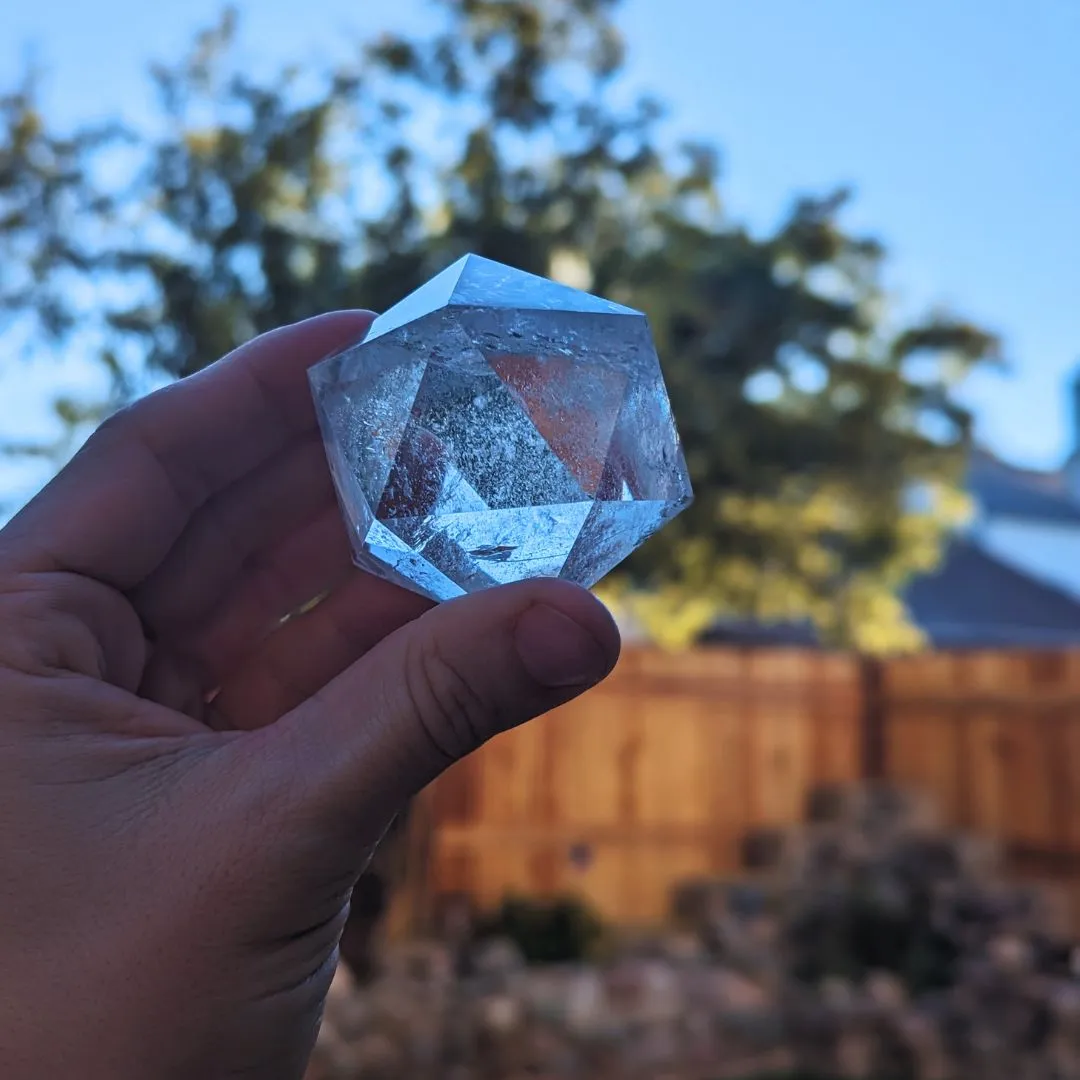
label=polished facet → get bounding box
[308,254,692,601]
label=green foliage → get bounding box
[475,894,605,964]
[0,0,1001,649]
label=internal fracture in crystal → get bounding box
[308,254,693,602]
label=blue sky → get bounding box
[1,0,1078,506]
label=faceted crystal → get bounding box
[308,254,693,601]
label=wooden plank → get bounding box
[547,691,627,827]
[962,709,1009,836]
[882,655,963,821]
[476,718,536,827]
[1059,710,1080,851]
[636,696,713,828]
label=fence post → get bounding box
[860,656,886,780]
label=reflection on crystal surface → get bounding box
[309,254,693,602]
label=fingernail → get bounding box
[514,603,613,688]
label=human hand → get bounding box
[0,313,619,1079]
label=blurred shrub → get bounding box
[474,894,605,965]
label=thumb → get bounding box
[254,578,619,844]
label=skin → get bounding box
[0,311,620,1079]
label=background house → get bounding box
[929,373,1080,645]
[700,377,1080,650]
[967,425,1080,604]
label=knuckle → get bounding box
[89,401,139,444]
[405,632,494,764]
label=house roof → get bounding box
[968,450,1080,525]
[702,538,1080,650]
[905,538,1080,647]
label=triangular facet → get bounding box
[405,357,589,508]
[377,420,489,532]
[364,257,470,342]
[394,502,593,585]
[310,345,427,514]
[484,350,628,496]
[594,371,693,505]
[408,528,500,594]
[448,254,640,316]
[361,520,466,601]
[559,499,674,588]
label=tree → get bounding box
[0,0,999,651]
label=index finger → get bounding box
[0,311,374,590]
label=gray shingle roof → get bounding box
[904,539,1080,647]
[968,451,1080,524]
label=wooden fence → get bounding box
[882,650,1080,885]
[391,647,1080,931]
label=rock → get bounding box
[431,890,477,941]
[988,933,1034,975]
[655,930,708,966]
[820,975,857,1010]
[380,939,455,988]
[740,826,789,871]
[562,968,607,1035]
[469,936,527,982]
[835,1027,876,1079]
[1018,881,1074,942]
[670,877,726,928]
[323,964,365,1036]
[953,832,1003,880]
[476,992,522,1034]
[603,957,682,1024]
[305,1024,358,1080]
[690,968,747,1015]
[348,1031,403,1078]
[865,970,907,1012]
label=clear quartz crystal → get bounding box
[308,254,693,602]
